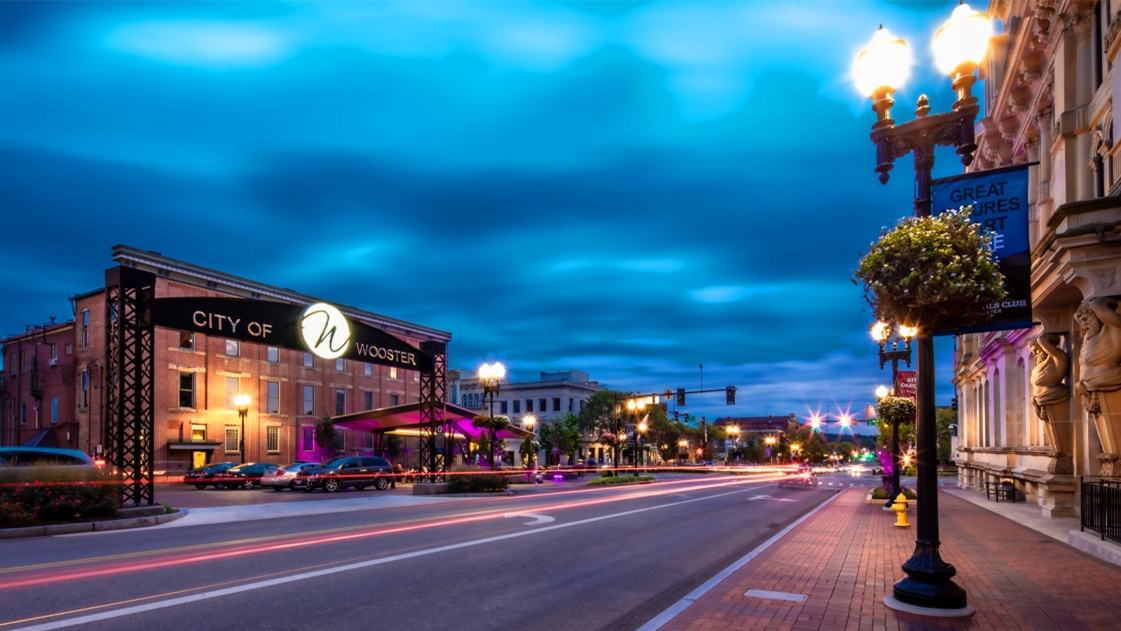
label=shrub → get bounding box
[0,466,124,525]
[446,465,509,493]
[871,486,917,500]
[587,475,655,486]
[0,501,36,528]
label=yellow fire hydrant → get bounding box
[891,493,910,528]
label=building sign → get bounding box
[152,297,433,372]
[895,370,917,400]
[932,164,1034,335]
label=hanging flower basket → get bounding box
[853,207,1005,333]
[877,396,916,426]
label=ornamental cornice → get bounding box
[1107,6,1121,60]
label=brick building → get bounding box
[0,245,451,475]
[0,320,77,448]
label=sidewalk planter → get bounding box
[0,508,187,540]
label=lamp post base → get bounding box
[892,543,969,610]
[883,595,973,618]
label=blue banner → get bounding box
[931,164,1033,335]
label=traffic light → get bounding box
[951,396,959,415]
[683,412,690,422]
[726,385,736,405]
[673,410,680,421]
[677,388,686,406]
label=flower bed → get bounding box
[0,467,124,528]
[587,475,655,487]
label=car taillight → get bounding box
[94,458,106,466]
[275,469,286,475]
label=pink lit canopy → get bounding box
[332,402,533,441]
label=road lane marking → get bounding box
[7,485,765,631]
[744,589,806,602]
[635,490,843,631]
[503,513,554,525]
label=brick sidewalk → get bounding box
[657,487,1121,631]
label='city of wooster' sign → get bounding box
[152,297,434,372]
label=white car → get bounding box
[261,462,322,491]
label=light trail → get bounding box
[0,473,786,591]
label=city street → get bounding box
[0,473,835,631]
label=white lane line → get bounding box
[503,513,554,525]
[11,484,764,631]
[635,490,843,631]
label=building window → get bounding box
[49,344,57,361]
[81,370,90,409]
[191,425,207,442]
[267,346,280,363]
[303,385,314,416]
[335,428,346,452]
[553,398,561,412]
[226,376,242,409]
[19,351,26,374]
[51,398,58,424]
[335,389,346,416]
[389,367,398,380]
[580,400,585,412]
[303,352,313,368]
[500,400,508,414]
[19,402,26,425]
[225,339,240,357]
[364,391,374,409]
[569,399,573,412]
[413,371,419,382]
[179,331,194,350]
[302,426,315,452]
[390,394,399,406]
[266,381,280,414]
[336,359,345,372]
[364,363,373,376]
[364,432,374,449]
[179,372,195,409]
[81,310,89,349]
[7,353,13,376]
[65,343,73,356]
[526,399,533,413]
[513,400,521,414]
[540,399,547,413]
[266,426,280,453]
[225,427,240,453]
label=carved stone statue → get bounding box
[1030,333,1072,474]
[1076,297,1121,476]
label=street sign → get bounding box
[932,163,1033,335]
[895,371,917,400]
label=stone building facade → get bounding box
[953,0,1121,517]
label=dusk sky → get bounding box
[0,0,987,429]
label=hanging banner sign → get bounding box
[894,370,917,400]
[931,163,1034,335]
[151,297,433,372]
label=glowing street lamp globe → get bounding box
[871,321,890,343]
[853,26,912,98]
[840,414,852,428]
[898,325,918,339]
[932,3,992,77]
[479,362,506,382]
[523,414,536,429]
[876,385,890,399]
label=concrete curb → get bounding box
[0,508,187,540]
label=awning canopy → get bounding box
[333,402,533,441]
[21,429,59,448]
[167,441,222,451]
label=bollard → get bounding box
[891,493,910,528]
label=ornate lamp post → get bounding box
[872,321,915,504]
[853,2,990,615]
[478,362,505,470]
[790,443,802,462]
[235,393,250,465]
[727,425,741,462]
[678,438,688,462]
[637,420,648,473]
[764,435,777,464]
[626,396,651,474]
[523,414,536,469]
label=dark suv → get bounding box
[299,456,394,493]
[183,462,238,489]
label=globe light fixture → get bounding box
[876,385,891,399]
[853,26,912,99]
[840,414,852,428]
[932,3,991,78]
[234,393,251,465]
[523,414,536,430]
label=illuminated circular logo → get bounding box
[299,302,351,360]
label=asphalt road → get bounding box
[0,473,838,631]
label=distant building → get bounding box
[712,415,795,456]
[453,369,605,465]
[0,245,450,474]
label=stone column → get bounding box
[1076,297,1121,476]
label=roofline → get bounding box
[111,245,451,343]
[0,322,75,346]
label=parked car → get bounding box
[214,462,280,490]
[299,456,394,493]
[183,462,238,489]
[0,447,97,468]
[261,462,322,491]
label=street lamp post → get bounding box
[727,425,741,463]
[235,394,250,465]
[678,438,688,463]
[523,414,536,469]
[853,3,991,614]
[764,435,776,465]
[626,397,648,475]
[637,420,647,474]
[478,362,505,470]
[872,321,915,505]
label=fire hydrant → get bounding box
[891,493,910,528]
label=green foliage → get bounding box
[536,414,581,464]
[854,207,1006,332]
[446,465,509,493]
[314,416,339,461]
[519,436,538,468]
[876,397,916,452]
[587,475,655,486]
[872,486,916,500]
[0,467,124,527]
[936,406,955,464]
[383,434,402,460]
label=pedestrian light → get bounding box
[853,26,911,98]
[932,3,992,78]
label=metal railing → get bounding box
[1081,478,1121,545]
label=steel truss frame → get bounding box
[104,266,156,506]
[417,341,448,482]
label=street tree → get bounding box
[472,414,510,469]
